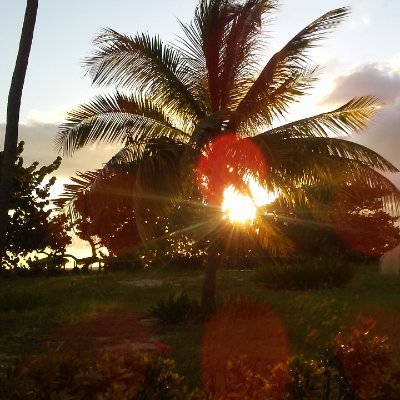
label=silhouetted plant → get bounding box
[255,258,355,290]
[0,142,71,270]
[151,292,202,325]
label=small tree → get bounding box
[0,142,71,269]
[330,183,400,260]
[58,168,143,261]
[0,0,38,267]
[56,1,400,310]
[278,182,400,261]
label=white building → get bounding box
[380,243,400,274]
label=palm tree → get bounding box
[56,0,399,310]
[0,0,39,268]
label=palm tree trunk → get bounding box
[201,245,219,313]
[0,0,38,268]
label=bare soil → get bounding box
[43,308,158,353]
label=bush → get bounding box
[219,321,400,400]
[150,292,202,325]
[255,258,355,290]
[330,319,400,399]
[0,350,206,400]
[220,355,331,400]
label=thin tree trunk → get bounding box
[0,0,38,268]
[88,236,97,260]
[201,245,219,313]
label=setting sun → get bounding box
[221,178,277,223]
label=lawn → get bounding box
[1,262,399,388]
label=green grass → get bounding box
[1,263,400,387]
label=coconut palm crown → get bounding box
[56,0,399,307]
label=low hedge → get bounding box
[255,258,355,290]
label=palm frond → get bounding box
[243,133,400,212]
[54,169,107,221]
[253,134,398,173]
[230,65,318,134]
[231,7,350,132]
[85,29,205,121]
[55,140,194,244]
[196,0,235,112]
[56,92,189,156]
[251,213,293,256]
[99,138,191,207]
[177,0,278,113]
[342,162,400,215]
[257,96,380,140]
[218,0,278,110]
[271,162,400,216]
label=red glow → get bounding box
[154,340,173,355]
[201,299,288,397]
[197,133,267,206]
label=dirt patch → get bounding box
[43,308,158,353]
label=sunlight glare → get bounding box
[221,177,277,223]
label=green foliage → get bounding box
[278,183,400,263]
[330,320,400,399]
[0,350,206,400]
[255,258,355,290]
[330,185,400,261]
[222,354,349,399]
[220,321,400,400]
[0,142,71,269]
[151,292,202,325]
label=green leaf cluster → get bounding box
[220,321,400,399]
[0,350,207,400]
[0,142,71,269]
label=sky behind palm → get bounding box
[1,0,399,255]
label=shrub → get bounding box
[220,321,400,400]
[0,350,206,400]
[255,258,355,290]
[330,319,400,399]
[150,292,202,325]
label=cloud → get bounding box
[26,105,73,125]
[354,98,400,188]
[321,63,400,188]
[321,63,400,106]
[349,15,371,29]
[0,121,120,183]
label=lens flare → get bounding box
[222,177,278,223]
[222,186,257,223]
[201,299,288,397]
